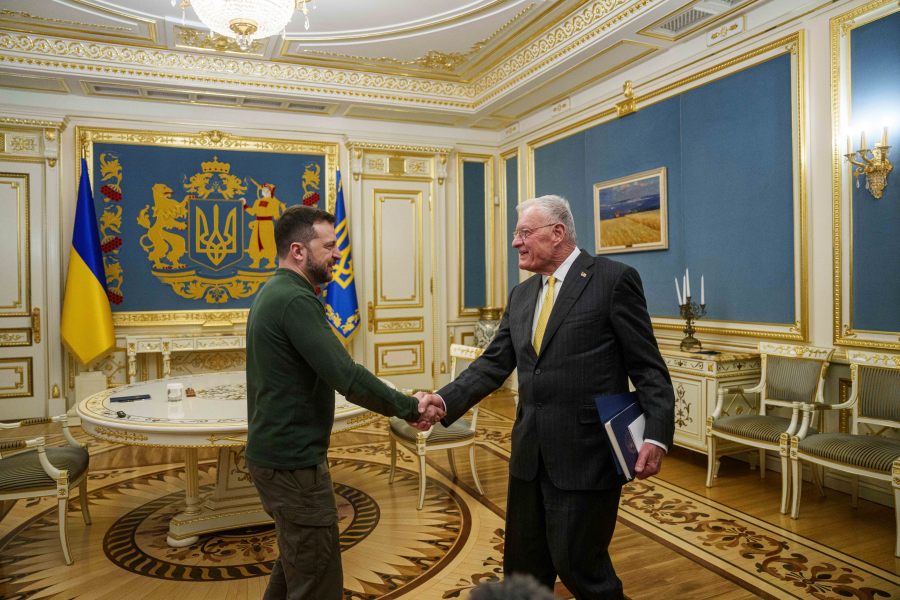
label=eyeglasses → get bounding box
[512,223,558,241]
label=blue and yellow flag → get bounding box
[61,158,115,365]
[324,171,360,341]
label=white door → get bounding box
[360,182,435,392]
[0,163,48,419]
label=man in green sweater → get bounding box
[246,205,444,600]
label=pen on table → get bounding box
[109,394,152,403]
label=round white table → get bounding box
[77,371,379,546]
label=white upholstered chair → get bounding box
[388,343,485,509]
[786,350,900,556]
[706,342,833,514]
[0,415,91,565]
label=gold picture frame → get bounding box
[593,167,668,254]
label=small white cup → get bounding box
[166,382,184,402]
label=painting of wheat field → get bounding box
[593,167,668,254]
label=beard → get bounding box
[305,254,334,286]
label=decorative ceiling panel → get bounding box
[0,0,158,45]
[0,0,783,126]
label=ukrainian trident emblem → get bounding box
[136,156,269,303]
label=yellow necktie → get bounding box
[533,276,556,354]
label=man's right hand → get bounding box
[408,392,445,431]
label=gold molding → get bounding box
[346,142,453,156]
[526,32,808,342]
[456,153,494,317]
[0,328,31,347]
[499,148,520,302]
[0,117,64,130]
[472,0,658,106]
[0,173,31,318]
[374,340,426,376]
[831,0,900,351]
[0,357,32,398]
[372,189,424,310]
[374,317,425,334]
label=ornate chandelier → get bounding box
[176,0,315,51]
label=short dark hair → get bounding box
[468,574,555,600]
[275,205,335,259]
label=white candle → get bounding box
[847,135,852,155]
[685,268,691,299]
[675,277,682,306]
[860,130,866,150]
[882,126,889,147]
[701,275,705,305]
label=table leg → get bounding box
[183,448,201,515]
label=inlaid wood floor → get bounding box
[0,393,897,599]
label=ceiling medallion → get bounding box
[175,0,317,51]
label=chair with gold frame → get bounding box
[786,349,900,556]
[706,342,833,514]
[0,414,91,565]
[388,344,485,510]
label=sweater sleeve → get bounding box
[282,293,420,421]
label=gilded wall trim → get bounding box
[456,153,494,317]
[471,0,658,105]
[831,0,900,351]
[0,173,31,317]
[499,148,520,301]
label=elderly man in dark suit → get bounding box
[429,195,675,599]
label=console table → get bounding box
[659,348,761,453]
[123,334,245,382]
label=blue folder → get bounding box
[595,391,643,478]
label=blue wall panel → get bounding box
[533,54,796,324]
[850,11,900,331]
[463,161,487,309]
[505,156,520,294]
[680,55,794,323]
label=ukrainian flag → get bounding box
[61,158,115,365]
[324,171,361,341]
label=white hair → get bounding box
[517,194,577,244]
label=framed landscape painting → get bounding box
[593,167,668,254]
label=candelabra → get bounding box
[679,297,706,352]
[845,129,892,200]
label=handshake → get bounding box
[408,391,446,431]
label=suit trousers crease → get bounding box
[504,454,624,600]
[248,461,343,600]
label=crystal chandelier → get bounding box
[176,0,315,51]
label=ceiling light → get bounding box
[177,0,314,51]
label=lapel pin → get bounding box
[580,271,587,277]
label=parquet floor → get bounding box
[0,392,897,599]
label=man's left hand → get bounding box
[633,443,665,480]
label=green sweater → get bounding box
[246,268,419,469]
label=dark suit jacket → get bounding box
[438,250,675,491]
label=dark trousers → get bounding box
[248,461,342,600]
[504,457,624,600]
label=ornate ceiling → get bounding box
[0,0,763,128]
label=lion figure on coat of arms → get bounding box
[137,183,188,269]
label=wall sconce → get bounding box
[845,127,893,199]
